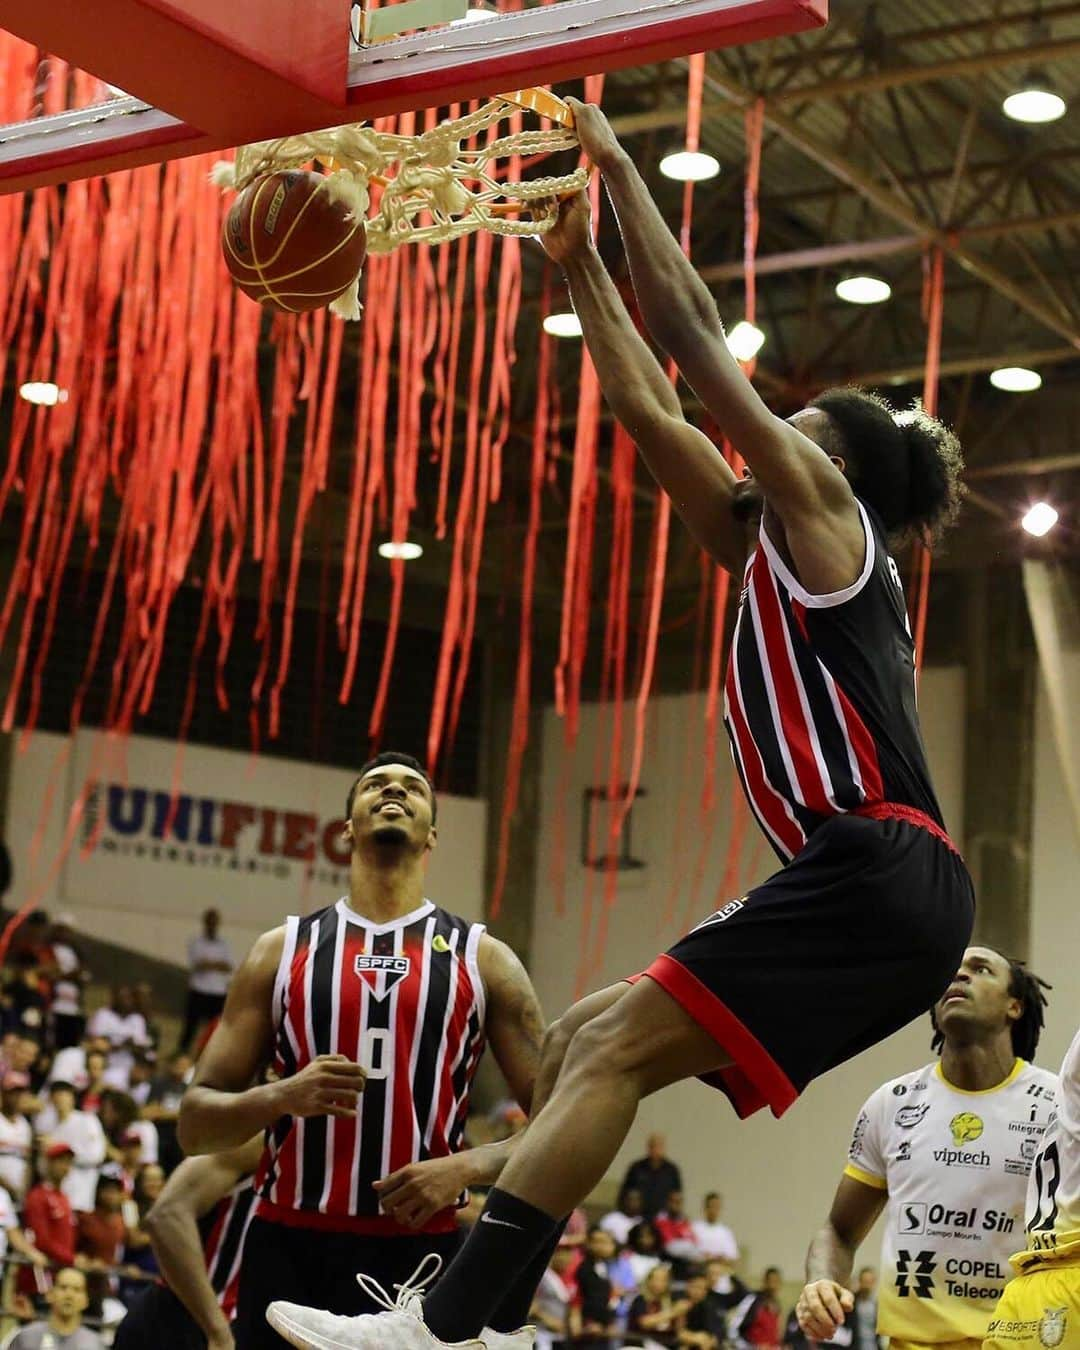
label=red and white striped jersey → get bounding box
[256,898,487,1232]
[202,1178,256,1322]
[724,500,944,863]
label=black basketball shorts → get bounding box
[641,805,975,1119]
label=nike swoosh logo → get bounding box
[480,1213,524,1230]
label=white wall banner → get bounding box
[6,729,487,966]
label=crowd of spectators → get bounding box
[0,908,201,1345]
[525,1134,882,1350]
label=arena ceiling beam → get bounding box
[696,69,1080,350]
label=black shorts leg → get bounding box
[645,813,974,1119]
[114,1285,205,1350]
[234,1218,463,1347]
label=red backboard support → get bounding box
[0,0,826,194]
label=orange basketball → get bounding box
[222,170,367,313]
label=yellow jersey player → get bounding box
[984,1023,1080,1350]
[797,947,1057,1350]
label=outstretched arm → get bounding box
[570,101,864,592]
[543,192,747,574]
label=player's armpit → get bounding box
[478,936,546,1115]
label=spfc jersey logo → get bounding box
[354,953,411,1001]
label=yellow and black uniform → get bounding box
[984,1028,1080,1349]
[845,1058,1058,1349]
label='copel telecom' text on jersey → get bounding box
[846,1058,1058,1344]
[256,898,486,1230]
[1014,1026,1080,1273]
[724,500,944,862]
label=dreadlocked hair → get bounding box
[930,958,1052,1062]
[809,387,966,545]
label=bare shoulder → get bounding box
[476,933,534,997]
[240,925,287,980]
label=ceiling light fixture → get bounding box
[19,382,69,406]
[543,312,583,339]
[1003,72,1067,124]
[726,320,766,363]
[378,541,424,560]
[990,366,1043,392]
[659,149,721,182]
[1021,503,1059,537]
[835,275,892,305]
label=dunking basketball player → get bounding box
[178,753,548,1349]
[266,104,974,1350]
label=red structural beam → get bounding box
[0,0,826,193]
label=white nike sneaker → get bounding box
[480,1325,536,1350]
[266,1254,484,1350]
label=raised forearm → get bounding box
[179,1081,282,1155]
[601,150,721,344]
[805,1221,857,1287]
[562,245,682,433]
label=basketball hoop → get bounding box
[212,89,586,318]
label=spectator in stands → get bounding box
[116,1133,144,1202]
[621,1132,683,1221]
[655,1190,699,1276]
[704,1256,749,1324]
[47,914,89,1052]
[0,1178,51,1278]
[8,1266,104,1350]
[143,1051,190,1174]
[132,983,162,1052]
[680,1272,720,1350]
[79,1051,108,1115]
[8,911,52,969]
[127,1053,155,1109]
[182,909,235,1051]
[3,953,49,1040]
[568,1226,619,1350]
[99,1091,157,1172]
[625,1220,663,1288]
[628,1263,687,1350]
[532,1246,576,1350]
[77,1175,126,1271]
[87,987,150,1091]
[600,1185,644,1247]
[21,1145,78,1298]
[733,1268,784,1350]
[693,1192,739,1264]
[50,1034,107,1095]
[851,1267,882,1350]
[559,1205,589,1254]
[119,1163,163,1306]
[0,1071,33,1203]
[36,1081,107,1214]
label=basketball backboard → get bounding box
[0,0,826,193]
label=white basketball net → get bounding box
[213,93,587,319]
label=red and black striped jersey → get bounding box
[201,1177,256,1323]
[724,500,944,863]
[256,898,487,1231]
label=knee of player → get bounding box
[564,1012,638,1077]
